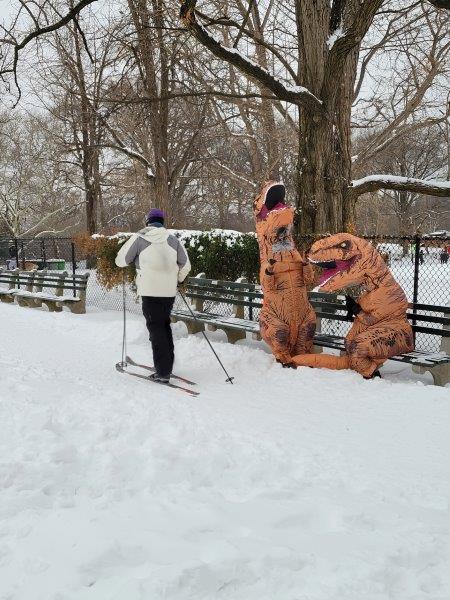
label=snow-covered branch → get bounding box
[179,0,323,115]
[0,0,99,103]
[349,174,450,198]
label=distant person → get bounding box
[419,249,424,265]
[115,209,191,383]
[7,245,17,269]
[440,249,449,264]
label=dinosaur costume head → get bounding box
[308,233,387,293]
[253,181,297,260]
[253,180,287,220]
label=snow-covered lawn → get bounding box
[1,303,449,600]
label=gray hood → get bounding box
[137,226,170,244]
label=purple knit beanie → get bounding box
[145,208,165,226]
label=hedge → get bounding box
[74,229,261,290]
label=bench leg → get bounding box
[312,318,323,353]
[43,300,62,312]
[183,320,205,335]
[412,363,449,387]
[16,297,34,308]
[226,329,247,344]
[68,301,86,314]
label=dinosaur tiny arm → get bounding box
[301,262,315,286]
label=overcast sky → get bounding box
[0,0,14,22]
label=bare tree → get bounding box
[0,111,82,236]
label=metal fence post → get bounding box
[20,241,25,270]
[71,241,77,297]
[412,232,421,344]
[14,238,19,267]
[41,239,47,269]
[13,238,20,289]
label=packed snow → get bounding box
[0,303,449,600]
[351,174,450,191]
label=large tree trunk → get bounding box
[73,27,101,236]
[295,1,357,234]
[128,0,172,222]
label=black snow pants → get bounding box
[142,296,175,377]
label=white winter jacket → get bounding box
[115,226,191,297]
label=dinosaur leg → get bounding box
[346,322,413,378]
[260,309,292,364]
[292,308,316,355]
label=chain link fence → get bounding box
[1,233,448,352]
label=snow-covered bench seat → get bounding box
[172,274,450,386]
[0,269,89,314]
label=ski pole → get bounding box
[119,270,128,368]
[179,290,234,384]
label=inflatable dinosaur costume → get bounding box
[254,181,316,365]
[292,233,414,377]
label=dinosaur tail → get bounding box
[292,353,350,370]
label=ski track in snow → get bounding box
[0,303,449,600]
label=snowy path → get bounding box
[0,303,449,600]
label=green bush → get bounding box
[77,230,261,289]
[179,231,260,282]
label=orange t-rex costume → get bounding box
[292,233,414,378]
[254,181,316,365]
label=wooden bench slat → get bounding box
[0,279,87,291]
[407,313,450,326]
[408,303,450,314]
[412,325,450,337]
[187,277,258,291]
[186,292,263,309]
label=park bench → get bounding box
[0,269,89,314]
[172,274,450,386]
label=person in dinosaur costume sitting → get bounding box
[292,233,414,378]
[254,181,316,366]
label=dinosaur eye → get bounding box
[340,241,349,249]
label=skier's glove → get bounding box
[345,295,362,317]
[177,279,187,294]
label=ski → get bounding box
[125,355,197,386]
[116,363,199,396]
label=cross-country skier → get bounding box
[115,209,191,383]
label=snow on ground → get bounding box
[0,303,449,600]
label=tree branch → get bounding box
[426,0,450,8]
[179,0,323,115]
[349,174,450,199]
[1,0,99,101]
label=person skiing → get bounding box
[115,208,191,383]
